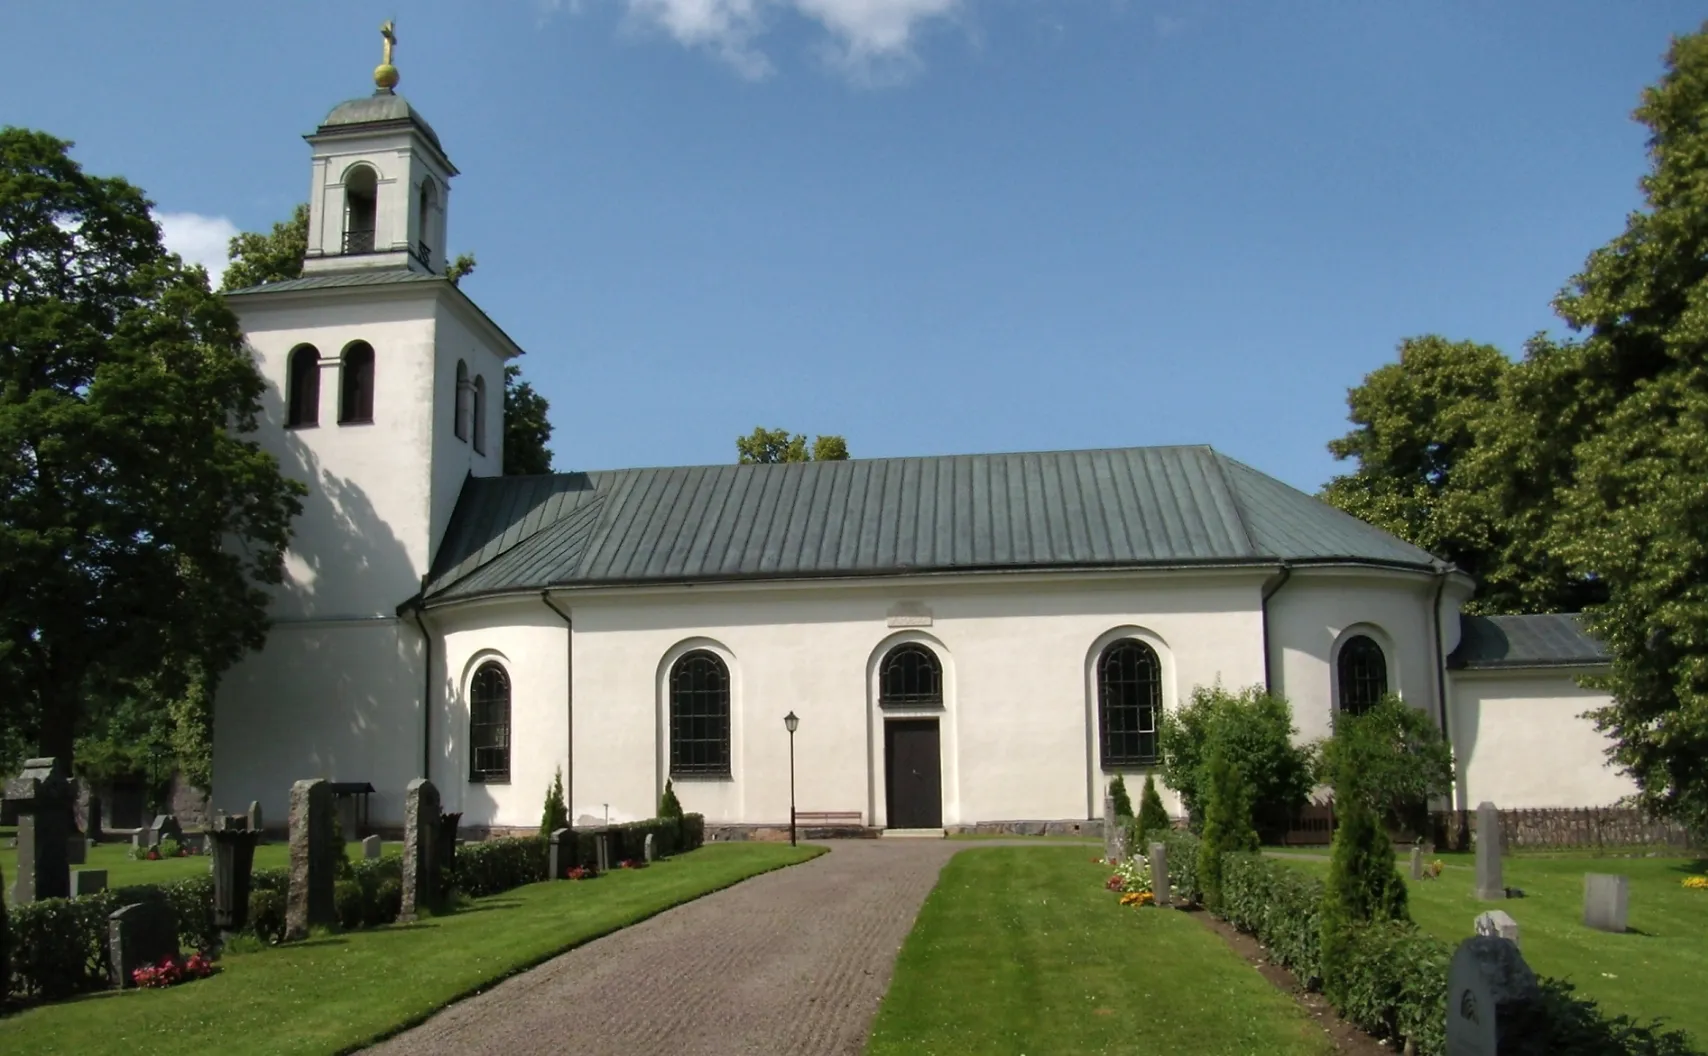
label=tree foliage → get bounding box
[221,203,308,292]
[736,426,850,464]
[1195,742,1259,911]
[503,364,553,475]
[1320,723,1411,1006]
[539,766,568,839]
[1158,684,1314,839]
[0,127,304,767]
[1107,773,1134,818]
[1317,26,1708,837]
[1135,774,1171,848]
[659,778,683,819]
[1318,695,1454,838]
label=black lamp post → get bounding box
[784,710,800,847]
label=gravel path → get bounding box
[367,839,1055,1056]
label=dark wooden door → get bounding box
[885,719,942,829]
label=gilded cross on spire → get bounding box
[375,20,400,92]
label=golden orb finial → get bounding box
[374,20,400,92]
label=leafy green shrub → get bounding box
[1533,977,1700,1056]
[1319,693,1453,837]
[1161,829,1202,904]
[1196,743,1259,910]
[682,812,706,851]
[540,767,569,840]
[1135,774,1171,848]
[6,896,107,999]
[373,878,404,925]
[1109,774,1134,818]
[660,779,684,820]
[1219,851,1325,988]
[333,880,365,930]
[248,888,286,943]
[451,836,548,897]
[158,837,182,858]
[1158,684,1314,837]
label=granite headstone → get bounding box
[108,901,180,988]
[5,757,74,904]
[284,778,335,940]
[400,778,441,921]
[72,867,108,896]
[1475,909,1520,948]
[1149,841,1171,907]
[1474,801,1505,901]
[548,827,576,878]
[1446,935,1543,1055]
[1583,873,1630,933]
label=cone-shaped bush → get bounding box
[1320,756,1411,1004]
[660,779,684,819]
[1196,743,1259,910]
[1109,774,1135,818]
[539,767,569,839]
[1136,774,1171,848]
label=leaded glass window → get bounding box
[670,651,731,777]
[469,662,511,782]
[1098,639,1161,768]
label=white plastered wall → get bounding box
[1448,668,1635,809]
[429,301,506,553]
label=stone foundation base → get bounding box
[944,819,1104,838]
[704,819,1103,841]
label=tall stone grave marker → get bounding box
[400,778,441,921]
[285,778,335,940]
[548,827,576,879]
[1410,844,1425,881]
[1149,841,1171,907]
[1583,874,1630,933]
[644,832,656,863]
[108,901,180,988]
[1446,934,1544,1055]
[248,800,264,840]
[5,757,74,903]
[211,828,260,938]
[1102,793,1119,862]
[1474,801,1505,900]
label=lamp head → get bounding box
[784,711,799,734]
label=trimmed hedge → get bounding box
[451,836,547,898]
[0,863,9,1006]
[1156,833,1698,1056]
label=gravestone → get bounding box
[644,832,656,863]
[1475,909,1520,948]
[1149,841,1170,907]
[1102,793,1119,862]
[248,800,264,840]
[1446,935,1544,1055]
[285,778,335,940]
[592,829,612,875]
[548,827,576,878]
[211,828,260,937]
[5,757,74,904]
[362,834,382,860]
[1410,845,1425,881]
[66,835,88,866]
[400,778,441,921]
[218,814,245,832]
[1583,873,1629,933]
[86,795,104,844]
[72,868,109,896]
[131,831,145,851]
[1474,801,1505,900]
[148,814,182,847]
[108,901,180,989]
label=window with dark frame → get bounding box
[286,345,320,427]
[469,661,511,782]
[339,342,375,424]
[1337,635,1388,716]
[670,651,730,777]
[454,359,470,441]
[1098,638,1161,768]
[472,374,487,454]
[878,643,943,708]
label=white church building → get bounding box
[211,66,1635,837]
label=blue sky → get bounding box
[2,3,1700,491]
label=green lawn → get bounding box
[866,847,1335,1056]
[5,838,401,893]
[1,842,822,1055]
[945,833,1099,843]
[1275,851,1708,1044]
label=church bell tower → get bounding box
[301,21,457,276]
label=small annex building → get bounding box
[210,62,1635,836]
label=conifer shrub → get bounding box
[1135,774,1171,848]
[540,767,570,839]
[248,888,285,944]
[1320,795,1411,1006]
[333,880,365,930]
[660,778,684,820]
[1196,742,1259,910]
[1109,774,1135,818]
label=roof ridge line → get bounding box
[1207,451,1263,559]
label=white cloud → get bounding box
[155,211,239,285]
[619,0,960,82]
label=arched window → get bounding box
[1098,639,1161,768]
[878,643,943,708]
[454,360,470,441]
[343,165,378,255]
[417,177,436,267]
[472,374,487,455]
[670,651,730,777]
[1337,635,1388,716]
[338,342,375,424]
[286,344,320,427]
[469,662,511,782]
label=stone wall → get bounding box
[1432,806,1698,852]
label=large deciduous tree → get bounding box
[0,127,304,768]
[736,427,850,464]
[225,206,554,476]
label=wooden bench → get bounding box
[793,810,864,827]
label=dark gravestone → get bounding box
[1446,935,1544,1055]
[285,779,335,940]
[72,868,109,896]
[1474,801,1505,901]
[148,814,183,848]
[592,829,612,875]
[248,800,264,840]
[401,778,441,921]
[86,795,104,843]
[6,757,75,904]
[108,901,180,989]
[211,829,260,938]
[1149,841,1171,907]
[66,835,87,866]
[548,827,576,878]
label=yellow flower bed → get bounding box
[1683,875,1708,890]
[1119,891,1155,907]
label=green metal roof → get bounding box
[421,446,1444,604]
[1449,614,1609,670]
[223,269,445,297]
[316,90,444,153]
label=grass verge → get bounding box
[1,842,822,1055]
[1275,851,1707,1043]
[5,840,404,891]
[865,846,1335,1055]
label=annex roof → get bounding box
[1449,613,1610,670]
[420,445,1445,605]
